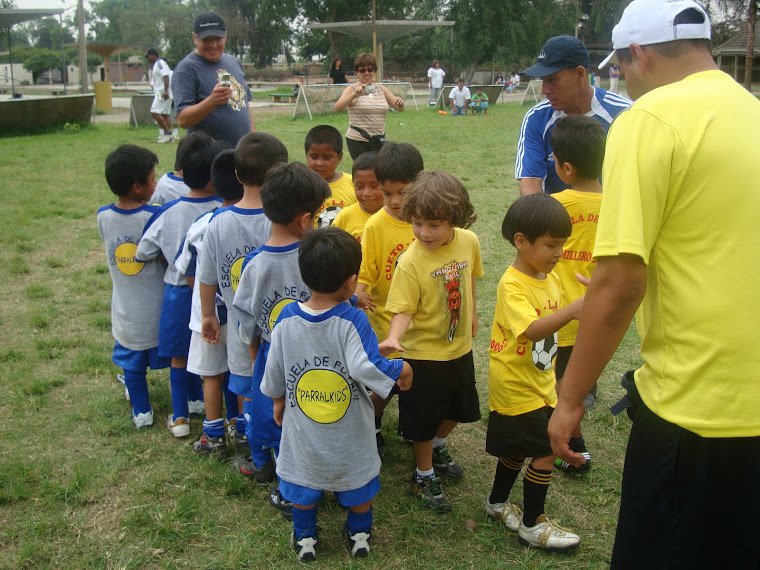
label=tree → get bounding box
[23,50,63,83]
[744,0,757,90]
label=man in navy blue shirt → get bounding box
[515,35,630,195]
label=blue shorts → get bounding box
[112,342,170,372]
[251,341,281,448]
[279,475,381,507]
[158,283,192,358]
[228,372,252,397]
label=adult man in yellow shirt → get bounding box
[548,0,760,567]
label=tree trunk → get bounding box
[462,61,478,85]
[329,31,341,61]
[744,0,757,91]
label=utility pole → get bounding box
[77,0,88,93]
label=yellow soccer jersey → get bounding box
[358,208,415,344]
[315,173,356,229]
[552,190,601,346]
[332,203,372,241]
[488,266,561,416]
[385,228,483,361]
[596,70,760,438]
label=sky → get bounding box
[13,0,87,11]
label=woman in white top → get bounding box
[335,53,404,160]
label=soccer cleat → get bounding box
[432,444,464,479]
[375,431,385,460]
[230,455,276,483]
[485,495,522,532]
[270,485,293,520]
[132,409,153,429]
[290,530,317,562]
[518,514,581,552]
[191,432,226,459]
[583,383,599,410]
[409,474,452,512]
[188,400,205,416]
[342,523,370,558]
[166,415,190,438]
[554,453,591,476]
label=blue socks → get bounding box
[223,374,237,422]
[292,505,318,539]
[123,369,150,415]
[169,366,189,421]
[202,418,224,438]
[347,507,373,535]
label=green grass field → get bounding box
[0,104,641,569]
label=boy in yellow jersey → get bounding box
[304,125,356,228]
[485,194,582,551]
[548,115,604,476]
[355,142,423,458]
[332,151,383,241]
[380,171,483,512]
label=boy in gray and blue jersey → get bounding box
[261,227,412,562]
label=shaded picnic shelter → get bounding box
[713,22,760,82]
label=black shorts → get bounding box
[485,408,554,459]
[611,375,760,569]
[398,351,481,442]
[554,345,573,380]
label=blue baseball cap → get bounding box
[522,35,590,78]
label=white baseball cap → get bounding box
[599,0,711,68]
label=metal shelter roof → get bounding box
[0,8,63,28]
[306,20,454,44]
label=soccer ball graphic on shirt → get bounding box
[532,333,558,371]
[318,206,341,228]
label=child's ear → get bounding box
[235,169,243,185]
[299,211,316,232]
[337,152,343,163]
[344,273,358,292]
[514,232,528,250]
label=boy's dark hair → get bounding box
[211,149,244,202]
[304,124,343,155]
[261,162,331,225]
[180,131,226,190]
[105,144,158,196]
[401,170,476,229]
[374,142,424,185]
[299,227,361,294]
[550,115,606,180]
[351,150,378,176]
[234,132,289,187]
[502,194,572,246]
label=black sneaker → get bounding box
[230,455,276,483]
[554,453,592,476]
[290,530,317,562]
[375,431,385,460]
[269,485,293,520]
[409,473,452,512]
[342,522,370,558]
[432,444,463,479]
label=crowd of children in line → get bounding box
[97,115,606,560]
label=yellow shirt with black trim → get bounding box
[332,203,372,241]
[488,266,560,416]
[385,228,483,361]
[596,69,760,437]
[358,208,415,346]
[552,190,601,346]
[315,172,356,228]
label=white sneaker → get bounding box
[485,495,522,531]
[166,415,190,438]
[188,400,205,416]
[157,133,172,144]
[290,531,317,561]
[116,373,130,402]
[343,523,370,557]
[518,514,581,552]
[132,409,153,429]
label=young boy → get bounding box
[304,125,356,228]
[196,132,288,478]
[550,115,605,475]
[136,131,224,438]
[485,193,582,551]
[355,142,423,458]
[233,162,330,512]
[98,145,169,428]
[175,149,245,458]
[469,87,489,116]
[151,143,190,206]
[332,150,382,241]
[261,227,413,562]
[379,170,483,512]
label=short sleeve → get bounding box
[171,65,198,115]
[358,224,378,286]
[502,281,539,339]
[384,259,420,315]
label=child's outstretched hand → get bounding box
[379,337,404,356]
[396,361,413,391]
[201,316,221,344]
[273,397,285,426]
[355,290,376,312]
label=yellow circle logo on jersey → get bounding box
[230,257,244,292]
[296,370,351,424]
[269,298,295,332]
[114,243,144,276]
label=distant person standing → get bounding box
[608,63,620,93]
[427,60,446,106]
[145,48,174,144]
[328,58,348,84]
[172,11,255,148]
